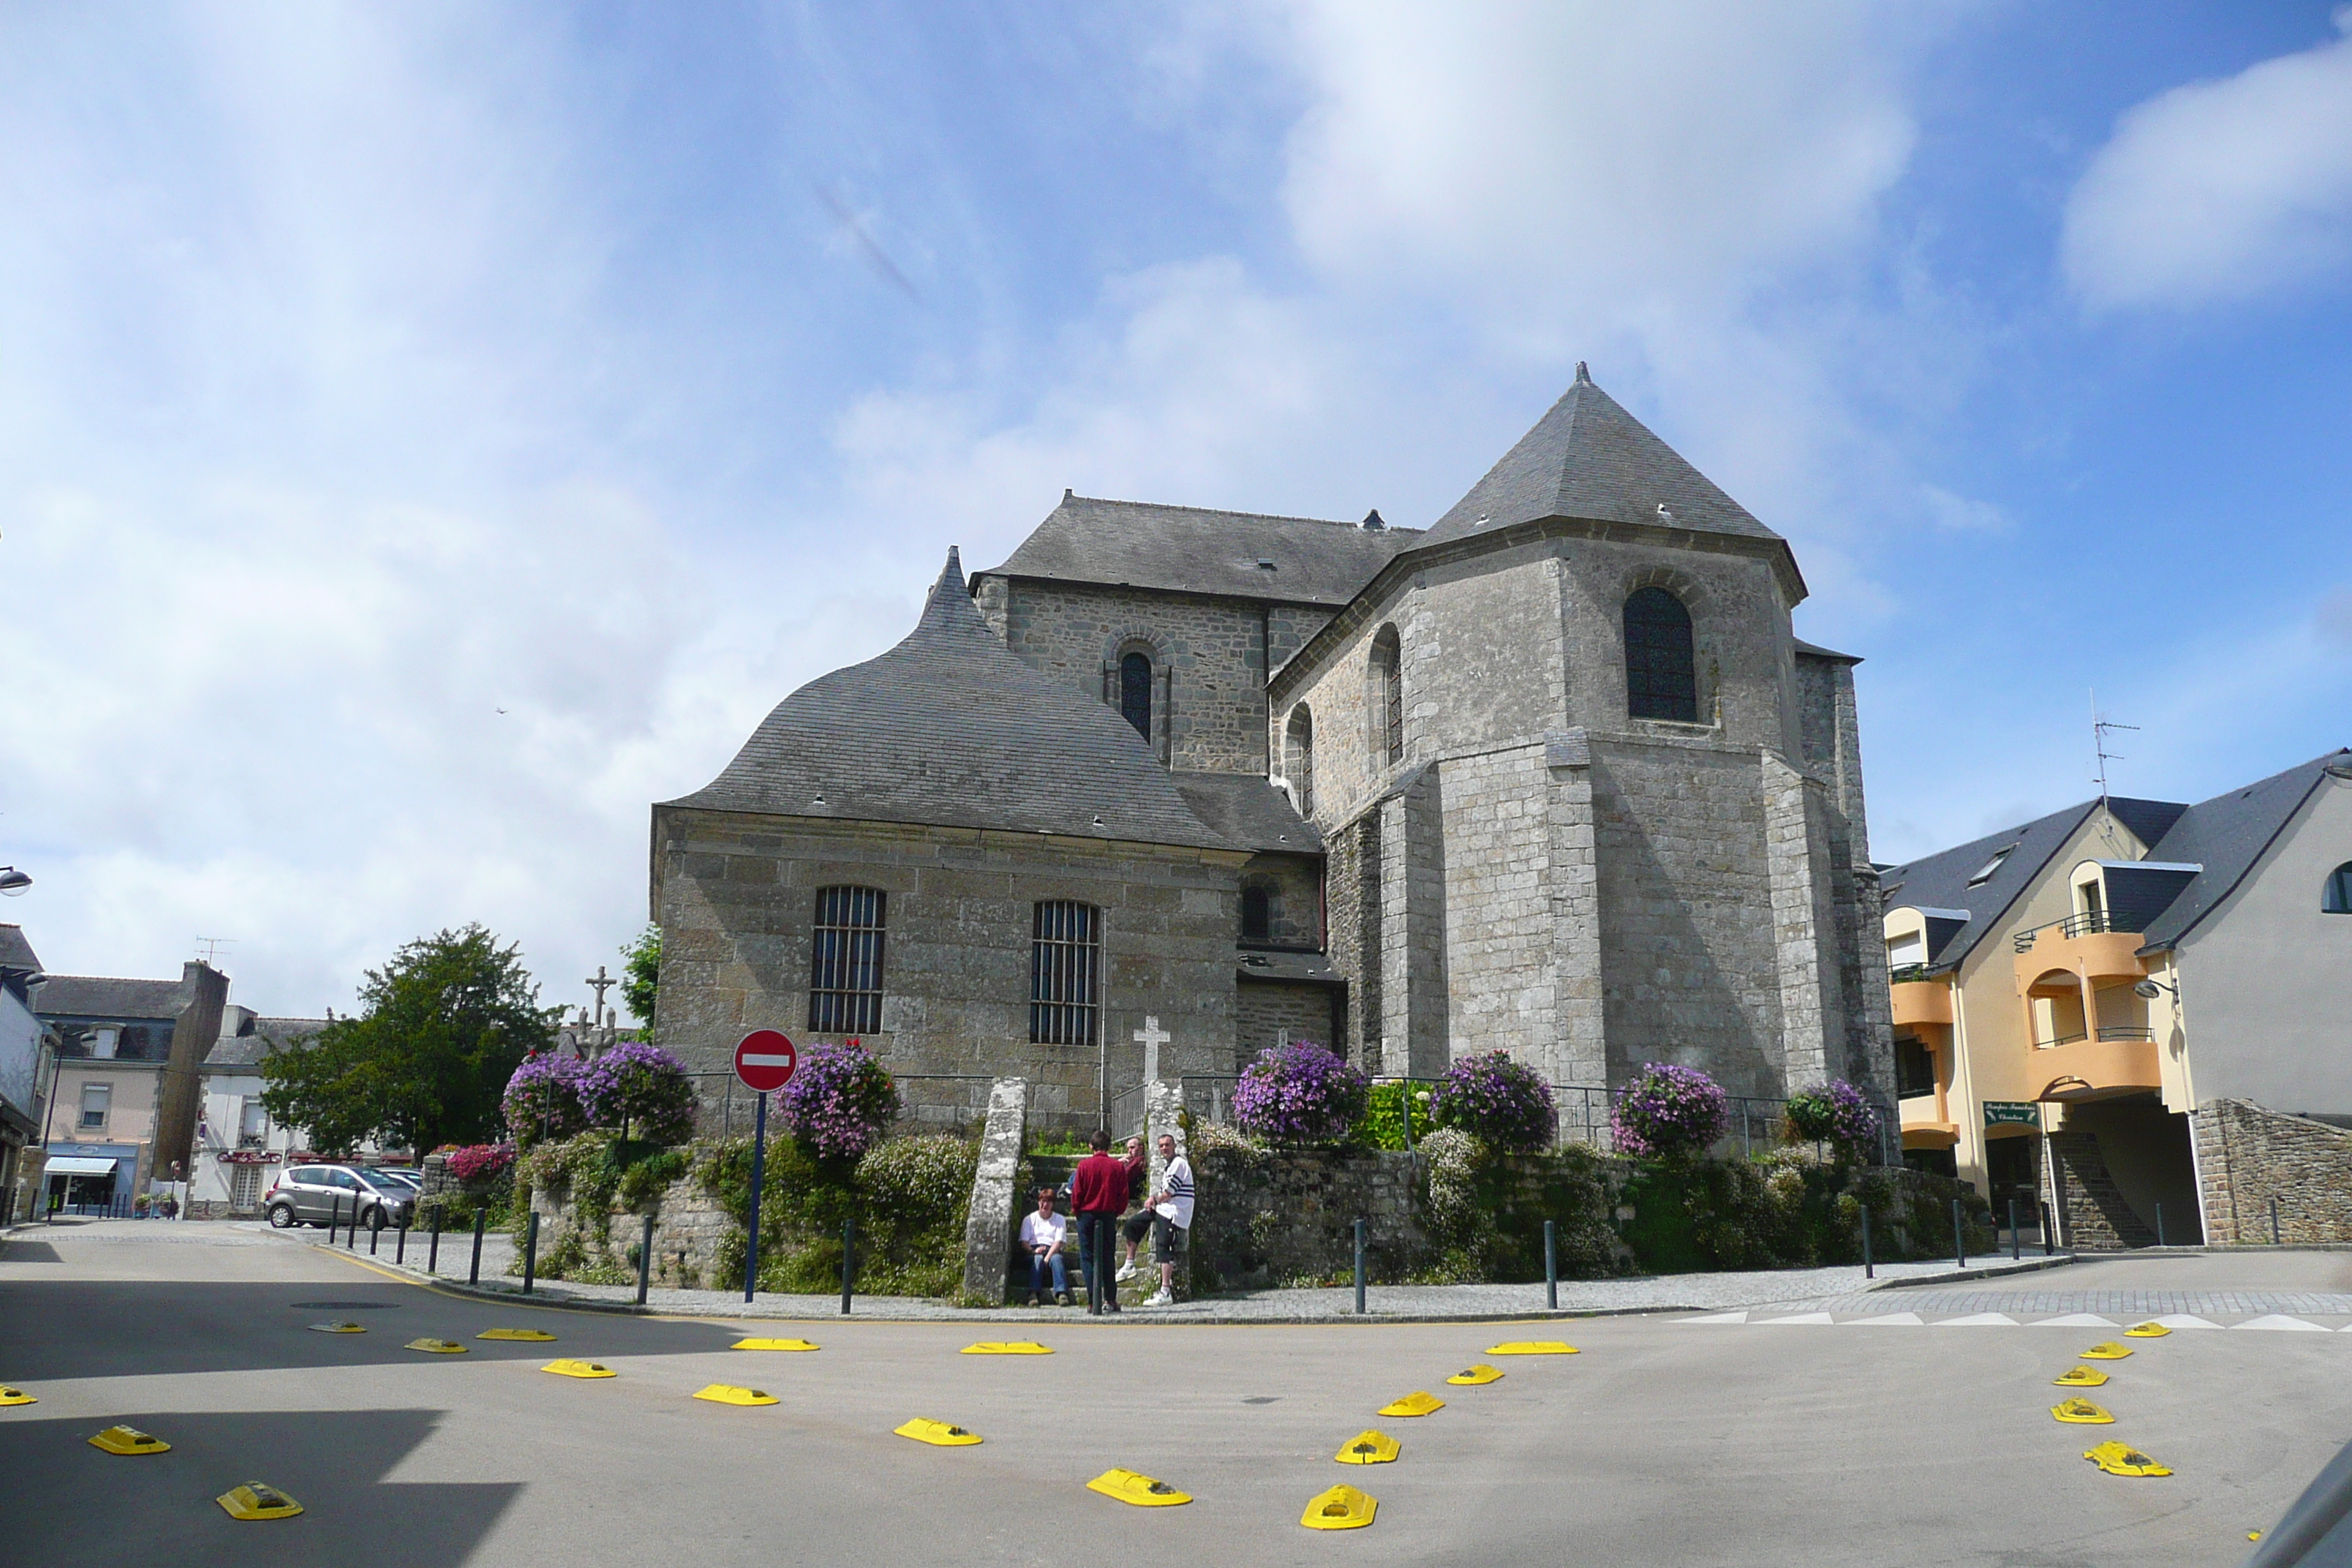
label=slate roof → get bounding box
[2139,749,2351,949]
[0,924,40,973]
[1171,772,1321,855]
[1418,366,1779,549]
[36,974,193,1022]
[1794,638,1862,663]
[206,1016,331,1068]
[976,494,1421,608]
[1877,801,2104,970]
[666,550,1239,851]
[1237,949,1341,985]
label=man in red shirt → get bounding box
[1069,1128,1127,1315]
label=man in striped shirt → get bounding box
[1141,1131,1193,1308]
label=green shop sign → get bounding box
[1984,1101,2041,1128]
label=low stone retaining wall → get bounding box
[1190,1146,1431,1291]
[528,1168,731,1289]
[2194,1098,2352,1245]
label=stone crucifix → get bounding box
[586,964,617,1022]
[1134,1014,1170,1085]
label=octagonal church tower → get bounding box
[1269,365,1891,1107]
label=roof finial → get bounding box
[1575,361,1591,384]
[1360,508,1386,531]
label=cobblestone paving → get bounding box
[1752,1286,2352,1319]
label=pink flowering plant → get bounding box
[778,1039,899,1163]
[1231,1040,1368,1146]
[1610,1063,1729,1160]
[1783,1079,1880,1156]
[446,1142,517,1184]
[1430,1050,1557,1152]
[578,1041,697,1145]
[502,1053,588,1146]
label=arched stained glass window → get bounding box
[1119,652,1153,740]
[1241,885,1271,942]
[1624,587,1697,723]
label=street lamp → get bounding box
[0,867,29,896]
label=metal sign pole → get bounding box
[744,1089,767,1303]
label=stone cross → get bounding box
[1134,1015,1169,1085]
[586,965,617,1019]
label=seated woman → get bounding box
[1021,1187,1071,1306]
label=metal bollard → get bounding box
[2009,1197,2019,1262]
[1953,1197,1967,1270]
[2155,1202,2166,1248]
[840,1219,856,1315]
[2273,1195,2283,1245]
[469,1210,486,1286]
[522,1212,540,1295]
[429,1210,442,1275]
[1861,1203,1874,1279]
[636,1213,655,1306]
[2042,1197,2055,1256]
[345,1194,357,1250]
[1353,1218,1367,1316]
[1544,1219,1558,1311]
[369,1213,380,1255]
[396,1221,407,1265]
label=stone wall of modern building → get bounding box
[2193,1098,2352,1245]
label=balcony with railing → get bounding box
[2011,908,2148,984]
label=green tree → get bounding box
[260,925,557,1155]
[621,924,661,1025]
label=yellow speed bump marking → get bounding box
[543,1359,614,1379]
[2123,1322,2171,1338]
[2053,1365,2109,1387]
[88,1425,170,1455]
[0,1385,35,1406]
[895,1417,983,1447]
[478,1328,557,1342]
[1334,1430,1400,1465]
[693,1384,777,1406]
[1446,1364,1503,1386]
[1087,1469,1190,1507]
[1486,1341,1578,1355]
[2083,1440,2171,1477]
[2079,1342,2133,1360]
[960,1341,1053,1355]
[217,1482,304,1520]
[1301,1484,1377,1531]
[2051,1398,2114,1425]
[308,1321,366,1334]
[1377,1391,1445,1418]
[731,1338,818,1352]
[404,1338,467,1354]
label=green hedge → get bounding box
[698,1131,976,1298]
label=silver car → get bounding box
[263,1164,416,1230]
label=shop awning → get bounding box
[44,1157,118,1175]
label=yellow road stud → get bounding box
[0,1385,35,1406]
[2082,1440,2171,1477]
[693,1384,777,1406]
[88,1425,170,1455]
[216,1482,304,1520]
[478,1328,557,1342]
[1446,1364,1504,1386]
[894,1417,983,1447]
[542,1360,614,1379]
[308,1321,366,1334]
[2053,1366,2109,1387]
[1378,1391,1445,1418]
[960,1341,1053,1355]
[731,1338,818,1352]
[404,1338,467,1354]
[2123,1322,2170,1338]
[2051,1398,2114,1425]
[1335,1430,1400,1465]
[1087,1469,1190,1507]
[2079,1342,2133,1360]
[1301,1484,1377,1531]
[1486,1341,1578,1355]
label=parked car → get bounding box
[263,1164,417,1231]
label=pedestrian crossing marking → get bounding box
[1850,1313,1923,1326]
[2028,1313,2114,1327]
[1678,1312,1748,1324]
[1757,1313,1834,1324]
[1934,1313,2019,1326]
[2144,1314,2222,1330]
[2234,1314,2329,1331]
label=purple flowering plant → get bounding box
[778,1039,899,1163]
[1783,1079,1880,1154]
[446,1142,516,1184]
[1231,1040,1368,1146]
[578,1040,698,1146]
[502,1053,589,1146]
[1610,1063,1729,1159]
[1430,1050,1557,1152]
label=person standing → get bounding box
[1141,1131,1193,1308]
[1069,1128,1126,1315]
[1115,1134,1151,1282]
[1020,1187,1071,1306]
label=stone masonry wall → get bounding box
[1188,1146,1428,1290]
[1236,980,1341,1057]
[2048,1129,2157,1251]
[531,1169,736,1291]
[2193,1098,2352,1245]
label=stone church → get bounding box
[650,366,1894,1133]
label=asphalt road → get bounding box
[3,1221,2342,1567]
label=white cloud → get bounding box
[2062,13,2352,310]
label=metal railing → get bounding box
[690,1068,998,1139]
[2013,908,2138,953]
[2095,1025,2154,1042]
[2031,1030,2089,1049]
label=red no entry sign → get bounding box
[734,1030,797,1093]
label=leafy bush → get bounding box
[502,1055,588,1147]
[778,1040,899,1162]
[1231,1040,1368,1145]
[446,1142,517,1184]
[578,1041,696,1145]
[696,1130,974,1297]
[1431,1051,1556,1151]
[1610,1063,1728,1159]
[1783,1080,1880,1155]
[1362,1081,1435,1150]
[616,1147,691,1208]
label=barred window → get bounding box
[808,886,886,1033]
[1030,900,1102,1046]
[1624,587,1698,723]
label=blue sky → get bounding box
[2,2,2348,1017]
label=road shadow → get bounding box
[0,1239,63,1264]
[0,1406,517,1566]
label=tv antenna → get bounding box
[2090,690,2138,802]
[195,936,238,967]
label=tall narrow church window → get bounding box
[1370,625,1403,767]
[1623,587,1698,723]
[808,886,886,1033]
[1286,705,1315,816]
[1030,900,1102,1046]
[1241,885,1271,942]
[1119,652,1153,740]
[2326,862,2352,914]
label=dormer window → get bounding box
[1966,846,2015,887]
